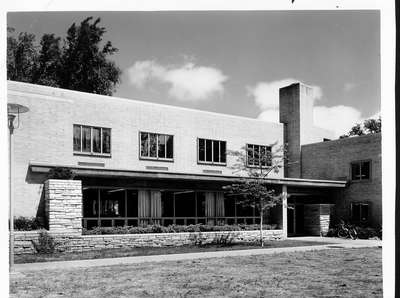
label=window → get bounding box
[198,138,226,165]
[73,125,111,156]
[351,160,371,180]
[246,144,272,167]
[351,203,369,222]
[140,132,173,161]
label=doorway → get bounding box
[287,204,304,236]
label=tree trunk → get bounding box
[260,208,263,247]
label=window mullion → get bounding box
[211,140,214,163]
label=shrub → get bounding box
[47,167,75,179]
[14,216,43,231]
[32,230,57,254]
[82,224,277,235]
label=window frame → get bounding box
[246,143,272,168]
[350,202,370,223]
[139,131,174,162]
[197,138,227,166]
[73,124,112,157]
[350,159,372,181]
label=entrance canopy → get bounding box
[30,161,347,189]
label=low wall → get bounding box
[14,229,284,255]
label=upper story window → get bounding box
[73,124,111,156]
[198,138,226,165]
[351,160,371,181]
[140,132,173,161]
[246,144,272,167]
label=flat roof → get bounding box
[30,161,347,188]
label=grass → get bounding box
[15,239,330,264]
[10,247,382,297]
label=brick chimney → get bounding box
[279,82,333,178]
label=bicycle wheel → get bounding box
[338,229,349,239]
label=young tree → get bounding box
[7,17,121,95]
[223,143,285,247]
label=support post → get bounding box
[282,185,288,238]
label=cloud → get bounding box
[248,78,322,110]
[127,60,228,102]
[313,105,362,138]
[257,109,280,123]
[250,79,367,138]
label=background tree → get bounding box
[7,27,38,83]
[340,117,381,138]
[223,143,286,247]
[7,17,121,95]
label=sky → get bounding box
[7,11,380,137]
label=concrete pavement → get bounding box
[12,237,381,273]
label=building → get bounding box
[7,80,381,239]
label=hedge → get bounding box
[83,224,278,235]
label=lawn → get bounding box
[10,247,382,297]
[15,239,331,264]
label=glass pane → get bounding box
[266,146,272,166]
[260,146,266,166]
[247,144,253,166]
[82,126,91,152]
[127,190,138,217]
[351,163,360,180]
[102,128,111,154]
[158,134,166,158]
[175,191,196,217]
[213,140,220,163]
[352,204,360,221]
[83,188,98,217]
[73,125,81,151]
[161,191,174,217]
[100,189,125,218]
[166,135,173,159]
[360,204,369,221]
[199,139,205,161]
[86,220,98,230]
[149,134,157,157]
[224,196,235,217]
[140,133,149,157]
[361,162,370,179]
[205,139,212,162]
[197,192,206,217]
[254,145,260,166]
[220,141,226,163]
[92,127,101,153]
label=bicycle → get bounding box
[337,221,358,240]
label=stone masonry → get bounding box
[14,229,284,255]
[303,204,333,236]
[45,179,82,234]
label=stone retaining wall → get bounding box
[14,229,284,255]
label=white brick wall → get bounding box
[8,81,284,217]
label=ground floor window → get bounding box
[351,202,369,223]
[82,188,263,229]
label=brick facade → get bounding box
[301,134,381,227]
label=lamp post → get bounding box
[7,103,29,272]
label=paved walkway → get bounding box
[12,237,381,273]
